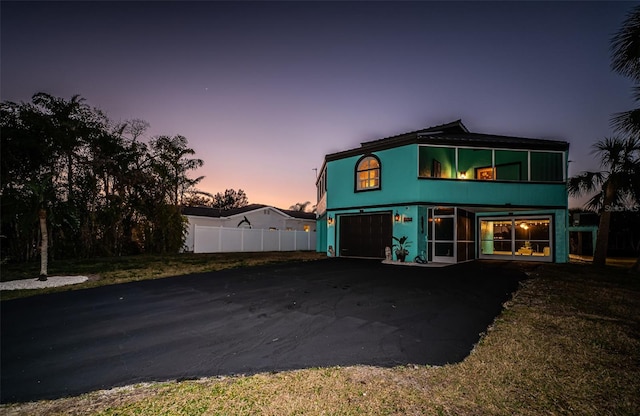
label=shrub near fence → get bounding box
[194,226,316,253]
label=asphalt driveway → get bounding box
[1,258,525,403]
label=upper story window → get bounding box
[458,148,493,180]
[356,155,381,191]
[530,151,563,182]
[316,167,327,202]
[418,145,564,183]
[495,150,528,180]
[419,146,455,178]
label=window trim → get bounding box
[354,154,382,192]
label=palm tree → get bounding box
[609,5,640,271]
[568,137,640,266]
[149,135,204,205]
[289,201,316,213]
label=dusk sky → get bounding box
[1,1,636,209]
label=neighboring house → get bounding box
[568,210,599,257]
[182,204,316,252]
[569,209,640,258]
[315,120,570,263]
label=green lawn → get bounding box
[1,258,639,415]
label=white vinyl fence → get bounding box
[194,226,316,253]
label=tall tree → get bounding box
[149,135,204,205]
[28,93,109,259]
[182,194,214,207]
[568,137,640,266]
[1,93,207,262]
[212,189,249,211]
[31,93,106,205]
[1,99,60,265]
[140,135,204,253]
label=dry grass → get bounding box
[2,261,639,415]
[0,251,325,301]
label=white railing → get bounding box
[193,226,316,253]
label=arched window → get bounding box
[355,155,381,191]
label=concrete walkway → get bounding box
[1,258,525,403]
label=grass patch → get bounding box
[0,251,325,301]
[2,261,639,415]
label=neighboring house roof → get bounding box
[181,204,315,220]
[326,119,569,161]
[181,206,224,218]
[280,209,316,220]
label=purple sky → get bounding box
[1,1,636,209]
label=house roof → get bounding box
[279,208,317,220]
[326,119,569,161]
[181,204,315,220]
[358,119,470,147]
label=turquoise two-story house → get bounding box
[316,120,570,264]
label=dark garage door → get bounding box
[339,213,392,258]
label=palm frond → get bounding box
[567,171,606,197]
[632,85,640,102]
[633,163,640,201]
[584,190,605,212]
[592,137,622,170]
[610,5,640,81]
[610,108,640,135]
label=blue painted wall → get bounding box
[316,216,327,253]
[327,145,419,209]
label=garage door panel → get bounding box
[339,213,392,258]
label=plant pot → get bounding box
[396,252,406,262]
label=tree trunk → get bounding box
[593,181,616,266]
[38,208,48,280]
[68,153,73,203]
[632,254,640,273]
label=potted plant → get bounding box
[392,236,411,262]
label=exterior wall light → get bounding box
[394,211,401,222]
[327,215,334,226]
[459,171,467,179]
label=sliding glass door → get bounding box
[479,216,553,261]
